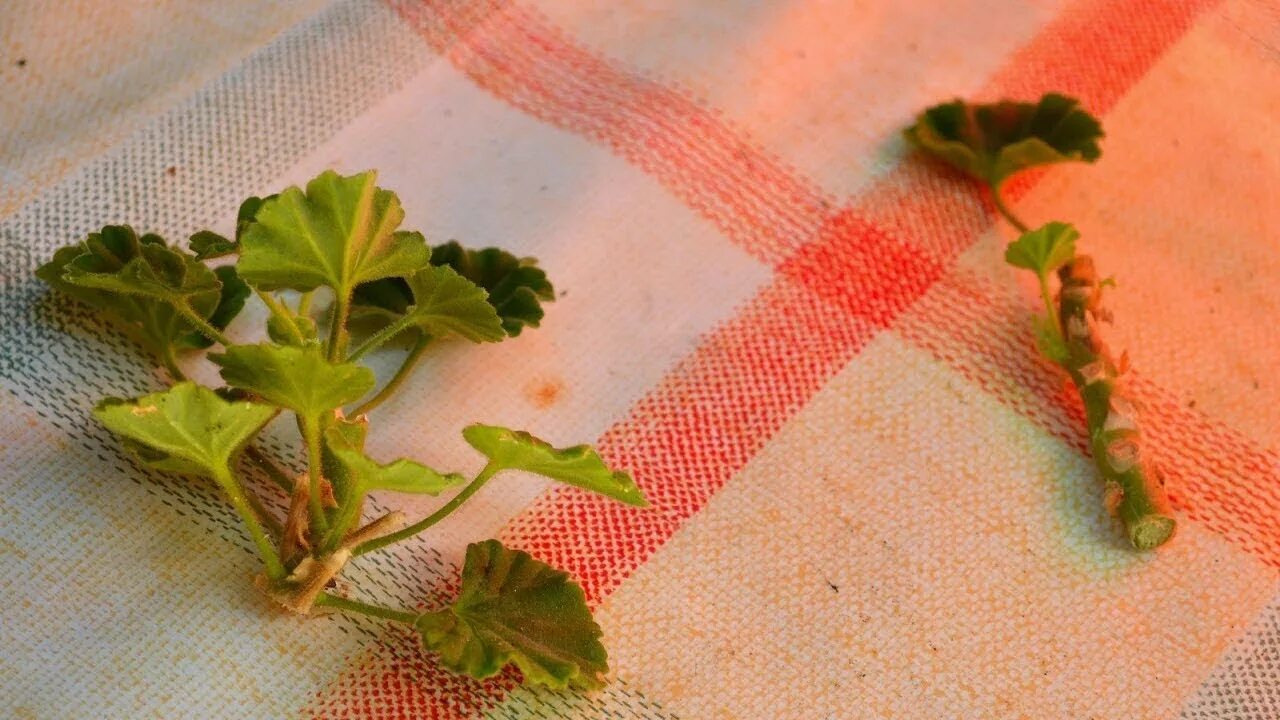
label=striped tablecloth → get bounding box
[2,0,1277,717]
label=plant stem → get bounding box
[1058,257,1175,549]
[347,317,415,363]
[320,483,367,555]
[989,183,1030,233]
[301,416,330,536]
[354,464,500,557]
[244,445,294,494]
[256,289,306,345]
[351,335,431,417]
[176,301,233,347]
[297,290,314,317]
[327,291,352,362]
[244,488,283,538]
[213,465,286,579]
[314,592,419,625]
[160,346,186,382]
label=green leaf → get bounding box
[1004,222,1079,278]
[416,539,607,689]
[266,314,317,346]
[189,231,237,261]
[399,265,505,342]
[904,93,1103,187]
[188,196,276,259]
[93,382,277,477]
[1033,314,1070,364]
[235,195,273,241]
[176,266,250,350]
[325,427,464,495]
[210,343,375,419]
[37,226,232,355]
[430,242,555,337]
[65,229,220,305]
[463,425,647,507]
[354,242,555,338]
[237,170,431,295]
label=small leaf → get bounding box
[431,242,555,337]
[463,425,647,507]
[235,195,274,241]
[353,242,555,338]
[1033,314,1070,364]
[189,231,237,260]
[176,266,250,350]
[266,314,318,346]
[416,539,607,688]
[904,93,1103,186]
[93,382,277,477]
[210,343,375,419]
[1004,222,1079,278]
[326,427,465,495]
[65,230,220,306]
[237,170,431,295]
[37,226,229,355]
[400,265,505,342]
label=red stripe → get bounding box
[312,0,1225,715]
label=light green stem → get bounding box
[319,483,367,556]
[347,317,416,363]
[314,592,419,624]
[327,292,352,362]
[175,301,232,347]
[297,291,314,317]
[213,466,286,579]
[244,445,294,494]
[244,489,283,538]
[354,464,499,557]
[301,416,330,535]
[990,182,1030,233]
[256,289,306,345]
[160,345,186,382]
[350,335,431,417]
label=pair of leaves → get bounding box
[37,225,248,355]
[1005,222,1080,364]
[354,242,555,339]
[94,382,277,478]
[904,93,1103,187]
[417,539,607,689]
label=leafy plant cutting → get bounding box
[905,93,1176,550]
[37,169,648,688]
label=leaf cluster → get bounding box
[38,169,644,688]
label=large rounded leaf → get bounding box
[416,540,607,689]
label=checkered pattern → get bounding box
[2,0,1277,717]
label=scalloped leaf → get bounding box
[463,425,647,507]
[210,343,375,420]
[904,93,1103,187]
[237,170,431,294]
[36,225,238,355]
[93,382,277,477]
[189,195,277,260]
[416,540,607,689]
[325,426,464,496]
[353,242,555,338]
[1005,222,1079,279]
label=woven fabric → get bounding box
[1,0,1277,718]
